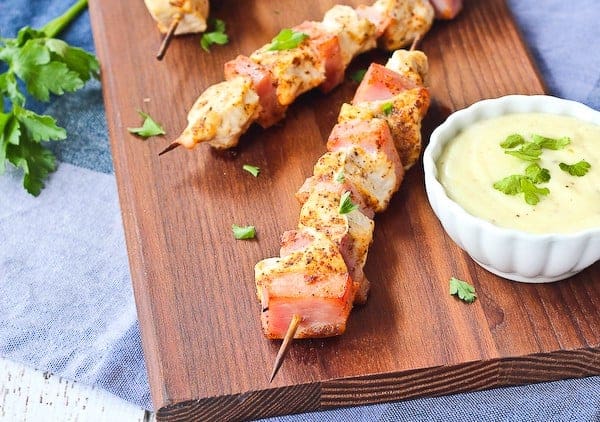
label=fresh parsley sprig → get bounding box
[200,19,229,52]
[0,0,99,196]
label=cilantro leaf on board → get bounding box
[0,0,99,196]
[242,164,260,177]
[449,277,477,303]
[200,19,229,52]
[559,160,591,177]
[232,224,256,240]
[127,110,166,138]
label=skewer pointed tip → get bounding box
[156,15,182,60]
[158,142,181,156]
[269,314,302,383]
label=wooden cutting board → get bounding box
[88,0,600,420]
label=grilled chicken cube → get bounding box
[176,77,260,149]
[297,181,375,304]
[255,228,354,339]
[144,0,209,35]
[429,0,463,19]
[250,38,325,107]
[368,0,434,50]
[385,49,429,86]
[224,55,286,128]
[340,88,429,169]
[321,5,378,68]
[294,21,345,93]
[326,119,404,211]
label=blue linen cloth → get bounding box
[0,0,598,420]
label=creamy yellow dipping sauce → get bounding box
[437,113,600,234]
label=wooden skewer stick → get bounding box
[158,142,181,156]
[269,314,302,383]
[409,34,422,51]
[156,13,182,60]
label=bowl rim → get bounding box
[423,94,600,240]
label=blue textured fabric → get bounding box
[1,1,599,420]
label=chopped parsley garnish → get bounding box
[494,132,575,205]
[499,134,525,149]
[449,277,477,303]
[242,164,260,177]
[267,29,308,51]
[504,142,542,161]
[338,191,358,214]
[232,224,256,240]
[350,69,366,83]
[334,170,345,183]
[127,110,166,138]
[381,102,393,115]
[531,134,571,150]
[559,160,591,177]
[524,163,551,184]
[200,19,229,52]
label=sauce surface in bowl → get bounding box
[437,113,600,234]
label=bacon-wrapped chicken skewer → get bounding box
[255,49,430,352]
[162,0,458,153]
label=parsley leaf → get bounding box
[524,163,550,184]
[449,277,477,303]
[350,69,366,83]
[268,29,309,51]
[381,102,393,115]
[0,0,99,196]
[232,224,256,240]
[242,164,260,177]
[493,175,524,195]
[504,142,542,161]
[338,191,358,214]
[520,177,549,205]
[127,110,166,138]
[200,19,229,52]
[334,170,345,183]
[499,133,525,149]
[559,160,591,177]
[532,134,571,150]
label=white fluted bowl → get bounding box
[423,95,600,283]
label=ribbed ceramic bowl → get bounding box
[423,95,600,283]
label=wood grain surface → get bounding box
[88,0,600,420]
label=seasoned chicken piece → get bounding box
[250,39,325,107]
[367,0,435,50]
[224,55,286,128]
[321,5,378,67]
[429,0,463,19]
[340,88,429,169]
[255,228,354,339]
[176,77,260,149]
[385,49,429,86]
[294,21,345,93]
[144,0,209,35]
[298,181,375,304]
[339,52,430,168]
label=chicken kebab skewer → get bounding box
[159,0,460,155]
[254,48,430,381]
